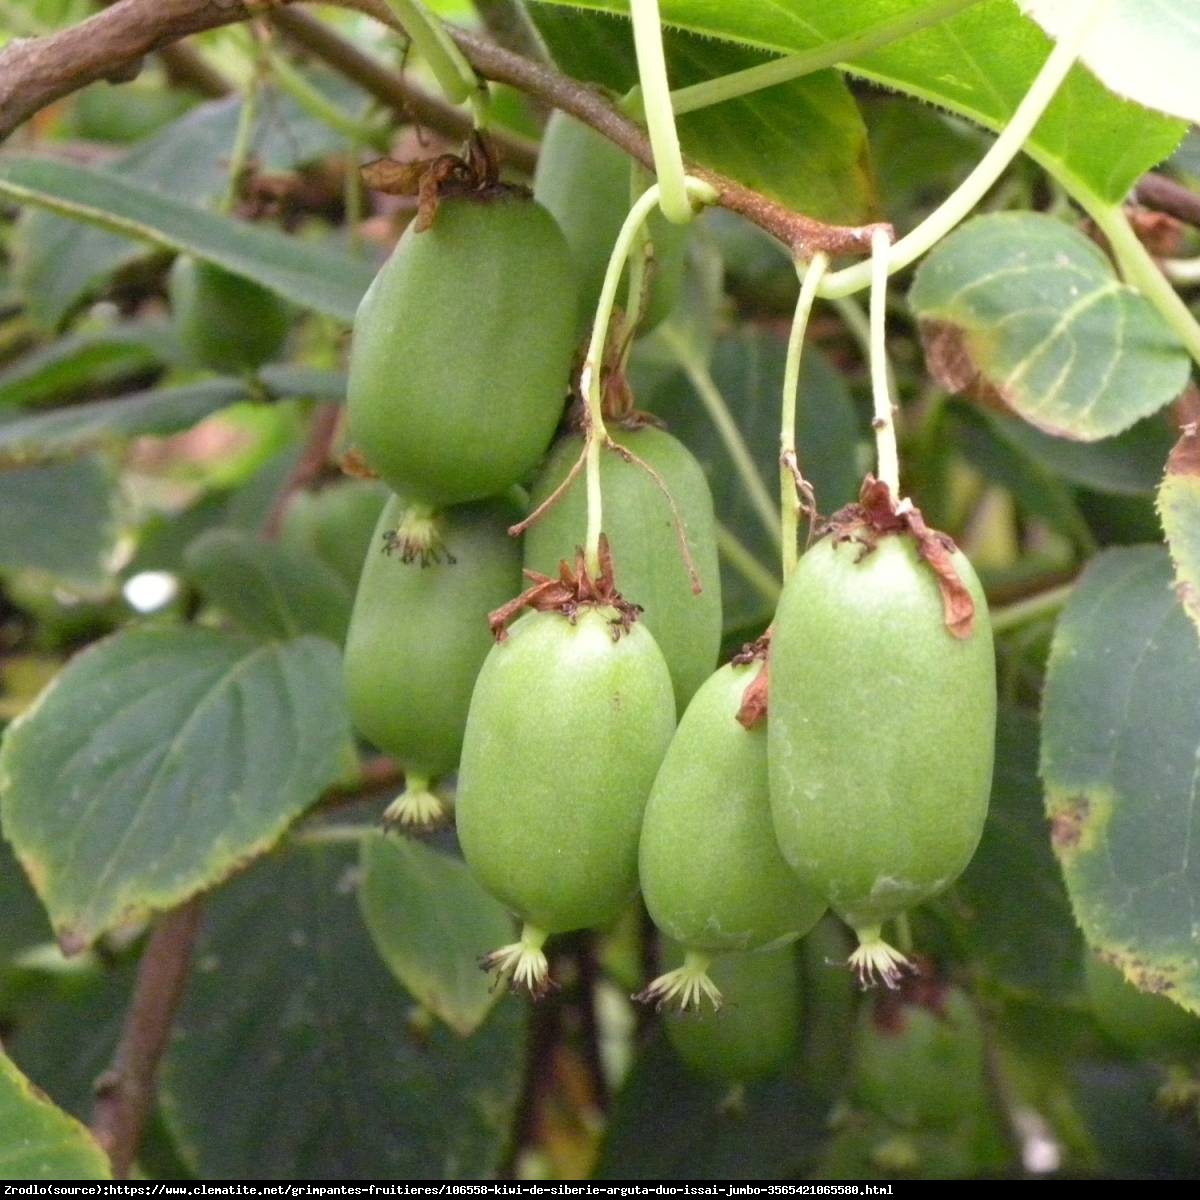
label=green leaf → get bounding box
[0,1050,111,1180]
[948,707,1084,1000]
[530,0,1185,205]
[358,832,514,1037]
[986,409,1175,497]
[535,13,874,223]
[0,367,345,466]
[0,157,373,326]
[1041,546,1200,1016]
[910,214,1190,441]
[0,457,118,581]
[0,627,349,951]
[0,321,177,409]
[1157,427,1200,636]
[0,834,49,963]
[1021,0,1200,124]
[0,379,247,465]
[13,88,367,329]
[184,529,353,644]
[160,839,525,1179]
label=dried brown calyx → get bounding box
[487,534,642,642]
[820,476,976,639]
[731,629,771,730]
[361,130,527,231]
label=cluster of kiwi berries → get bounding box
[332,119,997,1081]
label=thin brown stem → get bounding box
[1135,172,1200,231]
[269,8,538,173]
[261,399,342,539]
[0,0,888,255]
[157,40,232,98]
[89,899,203,1179]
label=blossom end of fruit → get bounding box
[382,784,451,835]
[480,929,555,1000]
[634,953,723,1013]
[848,932,912,991]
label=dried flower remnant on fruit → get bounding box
[822,476,975,639]
[732,631,771,730]
[488,534,641,641]
[361,131,525,231]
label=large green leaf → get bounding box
[12,87,367,329]
[910,214,1190,441]
[0,628,349,951]
[949,708,1084,1000]
[0,834,49,963]
[1021,0,1200,124]
[1157,426,1200,636]
[1041,546,1200,1016]
[0,457,118,581]
[160,839,525,1179]
[358,832,514,1037]
[0,321,176,409]
[535,12,874,223]
[0,367,345,465]
[531,0,1185,205]
[0,1050,111,1180]
[184,529,353,645]
[0,157,373,326]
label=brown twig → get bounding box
[158,41,232,98]
[0,0,889,256]
[269,8,538,173]
[89,899,203,1179]
[444,25,890,257]
[261,399,342,539]
[1135,172,1200,232]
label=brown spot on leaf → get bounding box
[919,319,1008,412]
[1166,421,1200,477]
[57,928,89,958]
[1050,795,1090,852]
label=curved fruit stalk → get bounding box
[347,191,577,509]
[664,943,801,1084]
[455,605,676,995]
[167,256,291,373]
[342,493,523,830]
[851,975,989,1130]
[280,479,390,590]
[638,658,825,1011]
[524,427,721,713]
[768,528,996,985]
[534,111,687,336]
[1085,953,1200,1060]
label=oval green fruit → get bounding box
[852,981,989,1130]
[347,193,577,509]
[1085,954,1200,1060]
[664,944,801,1083]
[768,533,996,979]
[342,493,523,795]
[456,606,676,989]
[524,428,721,712]
[168,256,291,373]
[639,659,825,1009]
[534,111,687,335]
[281,480,390,591]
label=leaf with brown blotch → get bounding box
[1157,420,1200,636]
